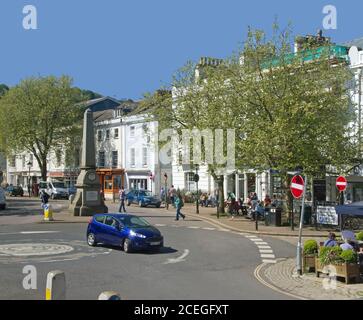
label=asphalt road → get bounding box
[0,202,297,300]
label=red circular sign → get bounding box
[290,175,305,199]
[336,176,347,192]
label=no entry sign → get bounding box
[290,175,305,199]
[336,176,347,192]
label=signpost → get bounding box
[290,174,306,276]
[336,176,347,205]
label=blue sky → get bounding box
[0,0,362,100]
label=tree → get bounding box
[0,76,84,180]
[0,84,9,97]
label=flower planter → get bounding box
[315,258,361,284]
[303,254,317,273]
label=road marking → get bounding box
[20,231,60,235]
[254,242,269,245]
[218,228,230,232]
[262,259,277,264]
[257,246,271,249]
[250,238,264,242]
[187,226,200,229]
[245,235,257,238]
[259,250,274,254]
[155,224,166,227]
[202,227,216,231]
[260,254,276,259]
[164,249,190,264]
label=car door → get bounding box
[92,215,106,242]
[103,216,122,245]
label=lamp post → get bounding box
[27,161,32,198]
[194,165,200,214]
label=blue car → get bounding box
[126,189,161,208]
[87,213,164,253]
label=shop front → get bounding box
[96,168,125,200]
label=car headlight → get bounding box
[129,230,146,238]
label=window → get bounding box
[98,151,105,168]
[29,155,33,167]
[185,172,196,192]
[56,150,62,167]
[97,130,102,142]
[95,215,105,224]
[112,151,118,168]
[10,156,16,167]
[142,148,148,166]
[22,155,26,168]
[130,148,136,167]
[106,130,110,140]
[114,128,119,139]
[130,126,135,138]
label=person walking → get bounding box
[175,194,185,221]
[118,187,127,213]
[40,190,50,208]
[169,185,177,207]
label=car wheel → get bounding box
[87,233,97,247]
[123,238,132,253]
[156,204,161,208]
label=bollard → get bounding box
[46,270,66,300]
[43,204,54,221]
[98,291,121,300]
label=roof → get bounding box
[93,109,115,122]
[85,96,121,107]
[116,100,140,115]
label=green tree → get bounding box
[0,84,9,97]
[0,76,84,180]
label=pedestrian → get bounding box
[264,195,272,207]
[118,187,127,213]
[160,187,165,202]
[175,194,185,221]
[323,232,337,247]
[40,190,50,208]
[169,185,177,207]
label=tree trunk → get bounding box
[41,157,47,181]
[217,175,225,214]
[282,173,293,224]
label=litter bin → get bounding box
[300,206,312,225]
[265,208,282,227]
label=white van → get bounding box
[0,187,6,210]
[39,181,69,200]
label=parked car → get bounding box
[6,185,24,197]
[87,214,164,253]
[39,181,69,200]
[0,188,6,210]
[126,190,161,208]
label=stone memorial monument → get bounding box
[69,109,108,216]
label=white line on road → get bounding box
[155,224,166,227]
[202,227,216,231]
[254,242,269,245]
[250,238,264,242]
[245,235,257,238]
[218,228,230,232]
[262,259,277,264]
[259,250,274,254]
[164,249,190,264]
[187,226,200,229]
[260,254,276,259]
[20,231,60,235]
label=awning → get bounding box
[335,204,363,217]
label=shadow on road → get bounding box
[100,244,178,255]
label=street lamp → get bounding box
[194,165,200,214]
[27,161,32,198]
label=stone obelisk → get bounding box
[69,109,108,216]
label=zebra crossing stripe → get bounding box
[262,259,277,264]
[245,235,257,238]
[255,242,269,245]
[259,250,274,254]
[188,226,200,229]
[250,238,264,242]
[261,254,276,259]
[257,246,271,249]
[202,227,216,231]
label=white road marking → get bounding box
[262,259,277,264]
[20,231,60,235]
[250,238,264,242]
[245,235,257,238]
[254,242,269,245]
[202,227,216,231]
[187,226,200,229]
[219,228,230,232]
[155,224,166,227]
[260,254,276,259]
[164,249,190,264]
[257,246,271,249]
[259,250,274,254]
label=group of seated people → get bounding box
[323,231,363,254]
[199,193,218,208]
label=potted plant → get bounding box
[316,247,360,284]
[303,240,318,273]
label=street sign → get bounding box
[290,175,305,199]
[336,176,347,192]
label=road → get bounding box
[0,200,297,300]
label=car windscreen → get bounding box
[52,182,65,188]
[139,191,152,197]
[118,216,151,228]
